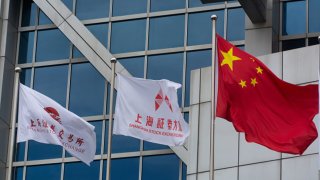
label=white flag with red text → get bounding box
[17,83,96,165]
[113,75,190,146]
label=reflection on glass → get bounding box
[282,39,305,51]
[69,63,105,117]
[309,0,320,33]
[104,121,109,154]
[188,0,223,8]
[64,161,100,180]
[112,134,140,153]
[282,1,306,35]
[39,11,53,25]
[151,0,185,12]
[111,158,139,180]
[34,65,69,107]
[15,142,25,161]
[62,0,73,11]
[185,50,211,107]
[21,0,37,27]
[26,164,61,180]
[20,68,31,86]
[142,154,179,180]
[18,31,34,64]
[118,57,144,78]
[36,29,70,62]
[188,10,224,46]
[227,8,245,41]
[76,0,110,20]
[149,15,185,50]
[111,19,146,54]
[13,167,23,180]
[113,0,147,16]
[28,141,62,161]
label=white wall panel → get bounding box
[198,102,211,172]
[239,161,280,180]
[282,155,318,180]
[258,52,283,79]
[215,167,237,180]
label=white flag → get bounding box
[17,83,96,165]
[113,75,190,146]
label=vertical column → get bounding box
[187,67,213,180]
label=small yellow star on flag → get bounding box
[256,67,263,74]
[220,47,241,71]
[239,80,246,88]
[251,78,258,87]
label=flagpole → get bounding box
[6,67,21,180]
[210,15,217,180]
[106,58,117,180]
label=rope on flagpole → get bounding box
[210,15,217,180]
[6,67,21,180]
[106,58,117,180]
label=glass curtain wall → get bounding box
[13,0,245,179]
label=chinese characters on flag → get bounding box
[17,83,96,165]
[216,34,318,154]
[113,75,189,146]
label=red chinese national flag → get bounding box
[216,34,318,154]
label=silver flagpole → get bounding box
[6,67,22,180]
[318,36,320,180]
[106,58,117,180]
[210,15,217,180]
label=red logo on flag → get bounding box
[155,88,173,112]
[44,107,62,124]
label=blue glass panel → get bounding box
[149,15,185,50]
[184,113,189,123]
[69,63,105,117]
[73,23,109,58]
[111,19,146,54]
[309,0,320,33]
[188,10,224,46]
[15,142,25,161]
[142,154,179,180]
[21,0,37,27]
[182,163,187,180]
[36,29,70,62]
[227,8,245,41]
[72,47,84,58]
[189,0,223,8]
[111,158,139,180]
[26,164,61,180]
[39,11,53,25]
[185,50,211,106]
[28,141,62,160]
[13,167,23,180]
[112,134,140,153]
[147,53,183,106]
[102,160,107,180]
[282,1,306,35]
[88,23,109,47]
[76,0,109,20]
[118,57,144,78]
[64,161,100,180]
[20,68,31,86]
[282,39,305,51]
[18,31,34,64]
[113,0,147,16]
[151,0,185,12]
[34,65,68,107]
[62,0,73,10]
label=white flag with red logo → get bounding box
[113,75,190,146]
[17,83,96,165]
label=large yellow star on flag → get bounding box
[220,47,241,71]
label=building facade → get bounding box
[0,0,319,179]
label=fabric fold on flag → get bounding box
[113,75,189,146]
[216,34,318,154]
[17,83,96,165]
